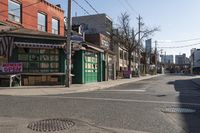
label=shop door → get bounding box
[102,60,106,81]
[84,52,98,83]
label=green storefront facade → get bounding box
[72,47,105,84]
[0,28,67,86]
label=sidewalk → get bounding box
[0,74,163,96]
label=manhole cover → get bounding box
[27,118,75,132]
[161,108,196,113]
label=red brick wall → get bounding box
[0,1,8,21]
[85,33,111,47]
[0,0,65,36]
[85,34,101,46]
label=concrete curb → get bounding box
[60,74,163,94]
[0,74,163,96]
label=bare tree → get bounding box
[116,12,159,71]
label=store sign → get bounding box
[73,44,82,51]
[101,40,109,48]
[2,63,23,73]
[100,35,110,49]
[71,35,84,43]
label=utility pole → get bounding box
[66,0,72,87]
[155,41,157,74]
[137,15,142,76]
[164,51,166,69]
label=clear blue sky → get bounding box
[48,0,200,57]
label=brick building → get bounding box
[0,0,64,35]
[0,0,67,86]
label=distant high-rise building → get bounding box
[160,55,174,64]
[175,54,187,65]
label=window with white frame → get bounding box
[38,12,47,32]
[8,0,21,23]
[52,18,59,34]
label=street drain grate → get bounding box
[27,118,75,132]
[161,108,196,113]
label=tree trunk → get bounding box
[128,51,132,71]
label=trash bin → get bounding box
[123,70,132,78]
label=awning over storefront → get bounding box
[0,25,67,57]
[81,43,104,53]
[15,42,64,49]
[0,36,15,57]
[72,42,86,51]
[86,44,104,53]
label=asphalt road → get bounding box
[1,74,200,133]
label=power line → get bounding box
[118,0,130,11]
[158,42,200,49]
[83,0,99,14]
[157,38,200,43]
[118,0,138,17]
[124,0,139,16]
[72,0,90,15]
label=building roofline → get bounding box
[42,0,64,13]
[73,13,112,21]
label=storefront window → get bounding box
[40,63,49,69]
[40,55,49,61]
[17,48,59,73]
[18,54,28,61]
[30,54,40,61]
[84,52,98,83]
[40,49,48,54]
[50,63,59,69]
[50,55,59,61]
[22,62,28,69]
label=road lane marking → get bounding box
[99,89,146,92]
[31,95,200,106]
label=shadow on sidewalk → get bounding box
[166,73,195,77]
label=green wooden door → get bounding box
[84,52,98,83]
